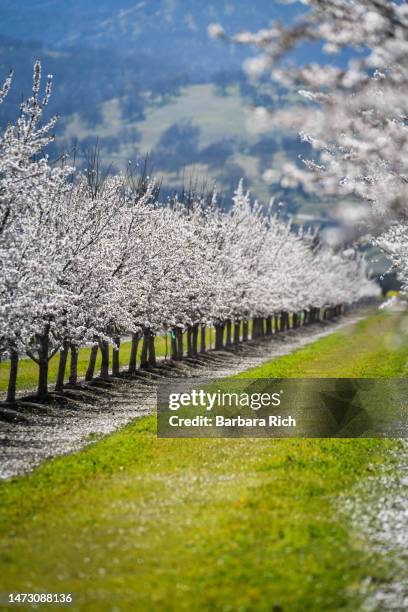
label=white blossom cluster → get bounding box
[0,64,378,398]
[212,0,408,290]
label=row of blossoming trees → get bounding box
[0,64,378,403]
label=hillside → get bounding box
[0,1,352,217]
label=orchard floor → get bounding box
[1,310,408,611]
[0,310,368,480]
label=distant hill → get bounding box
[0,1,306,77]
[0,1,309,126]
[0,1,351,217]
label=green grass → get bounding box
[238,311,408,378]
[0,311,407,611]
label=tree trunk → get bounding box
[112,336,121,376]
[303,310,309,325]
[200,324,206,354]
[69,344,79,385]
[148,333,157,368]
[252,317,258,339]
[242,320,249,342]
[171,329,178,360]
[55,340,69,393]
[6,348,18,404]
[265,316,272,337]
[225,319,232,347]
[274,315,279,334]
[86,344,98,381]
[215,323,224,350]
[280,312,285,333]
[255,317,260,338]
[37,331,50,399]
[176,328,184,360]
[233,320,241,345]
[140,333,149,368]
[128,334,139,374]
[99,340,110,379]
[187,326,193,357]
[192,324,199,357]
[292,313,298,329]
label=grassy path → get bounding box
[237,311,408,378]
[0,311,407,611]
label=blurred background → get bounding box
[0,0,394,286]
